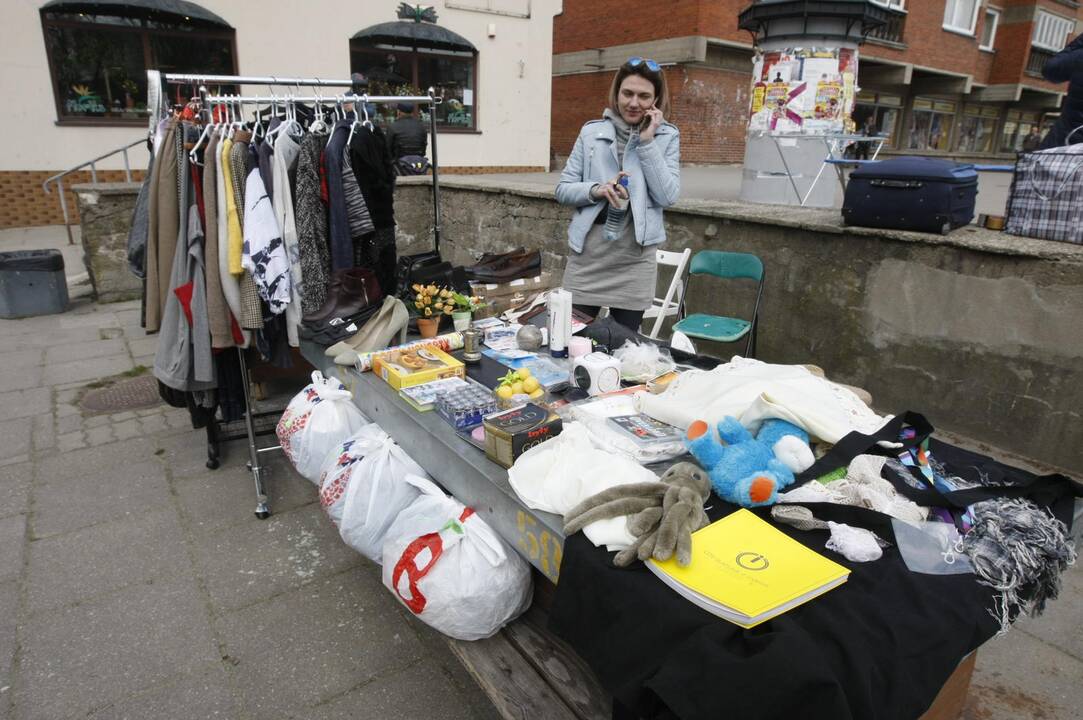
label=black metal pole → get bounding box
[428,88,442,254]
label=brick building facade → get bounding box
[551,0,1083,164]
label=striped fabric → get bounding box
[1005,144,1083,245]
[342,146,376,250]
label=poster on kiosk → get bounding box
[748,46,858,136]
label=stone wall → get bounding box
[394,177,1083,475]
[72,182,143,303]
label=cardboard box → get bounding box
[469,272,551,299]
[470,273,551,315]
[374,345,465,390]
[483,403,562,468]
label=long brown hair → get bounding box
[608,59,671,117]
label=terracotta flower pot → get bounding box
[417,316,441,338]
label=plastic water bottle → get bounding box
[604,176,630,241]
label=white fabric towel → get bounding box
[635,356,889,443]
[507,422,658,549]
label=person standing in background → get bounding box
[1040,32,1083,149]
[386,102,430,175]
[856,116,877,160]
[1022,127,1043,152]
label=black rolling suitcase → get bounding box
[842,157,978,234]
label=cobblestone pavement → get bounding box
[0,297,501,720]
[0,280,1079,719]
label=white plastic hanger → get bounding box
[309,84,328,135]
[346,94,371,146]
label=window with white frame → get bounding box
[871,0,906,8]
[943,0,980,35]
[1032,10,1075,52]
[980,8,1000,51]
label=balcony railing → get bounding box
[867,11,906,45]
[1026,47,1054,77]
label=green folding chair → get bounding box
[672,250,764,358]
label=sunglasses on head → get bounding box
[627,56,661,72]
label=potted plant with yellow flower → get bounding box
[411,283,454,338]
[449,291,487,331]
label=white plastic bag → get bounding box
[382,476,532,641]
[318,424,388,527]
[336,428,428,561]
[276,371,370,483]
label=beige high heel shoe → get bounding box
[325,297,410,365]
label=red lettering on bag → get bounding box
[391,508,476,614]
[392,533,444,614]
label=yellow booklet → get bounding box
[646,509,850,628]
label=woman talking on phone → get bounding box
[555,56,681,331]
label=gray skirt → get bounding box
[561,220,657,311]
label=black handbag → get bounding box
[409,261,471,295]
[395,250,441,299]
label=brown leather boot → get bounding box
[302,267,384,323]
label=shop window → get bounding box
[853,93,902,149]
[907,98,956,152]
[350,24,478,131]
[1000,110,1041,153]
[955,105,1000,154]
[1032,10,1075,52]
[979,8,1000,51]
[943,0,980,36]
[40,2,235,124]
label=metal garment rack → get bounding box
[155,71,446,518]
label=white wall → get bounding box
[0,0,560,171]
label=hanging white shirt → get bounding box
[242,167,291,315]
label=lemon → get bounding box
[516,367,532,379]
[512,381,525,395]
[496,385,514,400]
[523,377,540,393]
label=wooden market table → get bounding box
[297,339,983,720]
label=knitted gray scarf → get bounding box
[603,108,636,167]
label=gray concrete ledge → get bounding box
[401,174,1083,263]
[71,182,143,196]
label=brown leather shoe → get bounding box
[471,247,526,269]
[468,250,541,282]
[302,267,384,323]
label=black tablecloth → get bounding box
[549,435,1080,720]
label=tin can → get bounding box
[463,327,482,364]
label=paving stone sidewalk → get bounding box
[1,292,1080,720]
[0,297,501,720]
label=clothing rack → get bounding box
[154,70,446,518]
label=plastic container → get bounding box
[0,250,69,319]
[604,176,630,240]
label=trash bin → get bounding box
[0,250,69,318]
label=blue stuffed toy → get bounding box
[685,416,815,507]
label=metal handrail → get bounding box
[42,138,145,245]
